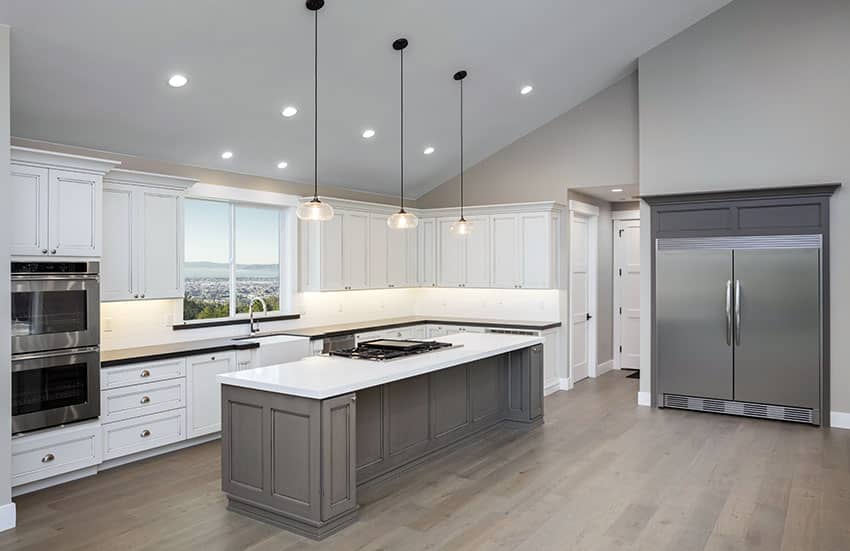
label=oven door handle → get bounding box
[12,346,100,362]
[11,274,99,281]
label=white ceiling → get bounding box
[574,184,641,203]
[6,0,730,199]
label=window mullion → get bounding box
[229,204,237,318]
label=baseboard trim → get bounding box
[100,433,220,471]
[13,466,98,497]
[596,360,614,377]
[637,391,651,407]
[830,411,850,430]
[544,380,560,396]
[559,377,572,391]
[0,503,15,532]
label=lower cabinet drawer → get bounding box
[102,409,187,461]
[12,421,102,487]
[101,357,187,390]
[101,379,186,423]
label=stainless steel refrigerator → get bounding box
[656,235,821,424]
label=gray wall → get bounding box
[11,137,402,207]
[637,0,850,413]
[417,72,639,208]
[0,23,12,520]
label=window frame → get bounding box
[181,194,296,324]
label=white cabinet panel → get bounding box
[464,216,491,288]
[437,217,464,287]
[369,216,388,288]
[186,351,236,438]
[10,164,49,256]
[387,225,409,288]
[406,228,418,287]
[320,215,344,291]
[519,213,551,289]
[101,185,135,300]
[48,169,101,257]
[101,378,186,423]
[102,409,186,461]
[343,212,369,290]
[491,214,519,288]
[417,218,437,287]
[140,190,183,299]
[101,357,186,390]
[12,421,101,487]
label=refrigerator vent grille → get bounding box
[657,234,821,251]
[663,394,814,424]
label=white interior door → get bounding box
[570,214,591,383]
[614,219,641,370]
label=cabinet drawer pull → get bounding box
[50,249,57,255]
[41,249,48,255]
[140,370,151,378]
[41,453,55,463]
[140,429,151,438]
[140,396,151,404]
[210,356,215,361]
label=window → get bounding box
[183,199,282,321]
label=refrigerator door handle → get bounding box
[734,279,742,346]
[725,280,732,345]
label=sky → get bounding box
[184,199,279,265]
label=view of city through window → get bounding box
[183,199,281,320]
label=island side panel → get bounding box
[321,394,357,520]
[505,344,544,427]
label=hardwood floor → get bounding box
[2,371,849,551]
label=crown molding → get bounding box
[11,146,121,175]
[104,168,197,191]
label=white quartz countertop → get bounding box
[217,332,543,399]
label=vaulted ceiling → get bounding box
[6,0,730,198]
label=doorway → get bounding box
[569,200,598,385]
[613,211,640,373]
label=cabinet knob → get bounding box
[140,294,145,298]
[211,356,215,361]
[140,369,151,378]
[41,453,55,463]
[50,249,57,255]
[41,249,48,255]
[140,429,151,438]
[134,294,139,299]
[140,396,151,404]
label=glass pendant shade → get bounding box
[387,210,419,229]
[450,217,473,236]
[296,198,334,221]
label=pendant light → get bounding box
[296,0,334,222]
[450,70,472,236]
[387,38,418,229]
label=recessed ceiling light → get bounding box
[221,151,233,160]
[423,146,435,155]
[277,161,288,169]
[281,106,298,117]
[611,188,624,193]
[520,84,533,95]
[362,129,376,139]
[168,74,188,88]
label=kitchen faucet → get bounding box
[248,297,268,334]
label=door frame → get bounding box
[612,210,640,371]
[568,200,599,382]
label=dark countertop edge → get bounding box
[102,340,259,368]
[172,313,301,331]
[283,318,562,340]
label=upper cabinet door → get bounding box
[369,216,388,289]
[386,225,408,288]
[418,218,436,287]
[490,214,519,288]
[519,213,551,289]
[48,169,102,257]
[10,164,49,256]
[101,185,136,301]
[437,217,464,287]
[139,190,183,299]
[343,212,369,290]
[464,215,491,288]
[405,227,418,287]
[320,214,344,291]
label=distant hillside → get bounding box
[184,261,278,278]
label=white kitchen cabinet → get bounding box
[10,148,120,258]
[186,351,237,438]
[437,217,464,287]
[102,409,186,462]
[369,215,388,288]
[387,223,408,288]
[436,215,490,288]
[465,216,491,287]
[302,209,371,291]
[417,218,437,287]
[490,212,556,289]
[12,420,102,488]
[101,170,195,301]
[319,214,345,290]
[490,214,519,288]
[344,212,370,290]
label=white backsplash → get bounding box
[101,287,563,350]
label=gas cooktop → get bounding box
[329,339,456,361]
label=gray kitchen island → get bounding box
[216,333,545,539]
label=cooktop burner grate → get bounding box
[330,339,455,361]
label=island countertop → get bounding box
[217,332,543,399]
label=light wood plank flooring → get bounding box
[2,371,849,551]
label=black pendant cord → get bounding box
[459,77,464,221]
[313,7,319,202]
[399,47,405,212]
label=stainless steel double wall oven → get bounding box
[11,261,101,433]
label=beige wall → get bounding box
[638,0,850,414]
[417,71,639,208]
[11,138,401,207]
